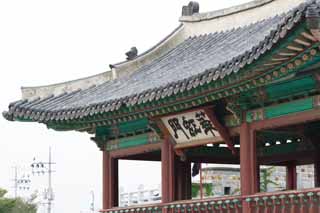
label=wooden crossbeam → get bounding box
[204,108,237,155]
[109,143,162,158]
[250,108,320,131]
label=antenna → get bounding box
[31,147,56,213]
[13,166,18,198]
[12,166,31,198]
[90,190,95,213]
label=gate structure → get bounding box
[4,0,320,212]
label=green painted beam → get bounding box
[265,97,313,119]
[96,118,149,138]
[118,134,149,149]
[106,133,161,151]
[118,118,149,134]
[266,75,316,101]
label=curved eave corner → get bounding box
[1,22,186,123]
[4,0,320,130]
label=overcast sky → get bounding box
[0,1,251,212]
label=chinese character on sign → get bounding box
[162,110,220,144]
[168,117,189,139]
[195,111,217,136]
[182,116,202,137]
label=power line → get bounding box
[12,166,31,198]
[31,147,56,213]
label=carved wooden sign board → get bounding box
[161,109,220,145]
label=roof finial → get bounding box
[125,47,138,60]
[182,1,199,16]
[306,3,320,41]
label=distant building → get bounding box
[120,165,315,203]
[198,165,315,197]
[119,185,161,207]
[200,167,241,197]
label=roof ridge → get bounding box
[4,0,317,124]
[113,24,183,67]
[180,0,274,23]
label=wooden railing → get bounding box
[245,188,320,213]
[100,188,320,213]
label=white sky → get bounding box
[0,1,251,212]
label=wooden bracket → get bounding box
[151,117,177,147]
[204,108,237,155]
[90,136,106,151]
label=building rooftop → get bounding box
[3,0,317,124]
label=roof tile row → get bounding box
[3,1,316,123]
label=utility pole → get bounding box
[13,166,18,198]
[31,147,55,213]
[12,166,31,198]
[48,147,53,213]
[90,190,95,213]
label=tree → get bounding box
[0,188,16,213]
[0,188,37,213]
[260,167,279,192]
[191,183,214,198]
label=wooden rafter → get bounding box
[294,38,311,47]
[301,31,317,42]
[287,45,303,52]
[278,52,296,56]
[271,57,290,61]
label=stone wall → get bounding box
[199,165,315,198]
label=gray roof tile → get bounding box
[3,2,312,122]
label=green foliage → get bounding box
[260,167,279,192]
[0,188,37,213]
[192,183,214,198]
[192,183,199,198]
[204,184,213,197]
[0,189,7,198]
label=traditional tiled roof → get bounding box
[3,0,319,123]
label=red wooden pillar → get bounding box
[240,122,258,212]
[185,161,192,200]
[110,158,119,207]
[240,122,258,194]
[314,154,320,187]
[175,159,183,201]
[175,160,192,200]
[257,164,260,192]
[102,151,119,210]
[102,151,110,210]
[162,138,175,203]
[286,162,297,190]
